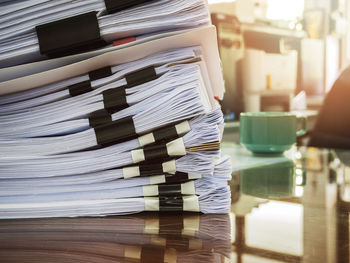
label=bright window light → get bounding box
[266,0,304,21]
[208,0,236,4]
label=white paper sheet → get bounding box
[0,26,224,99]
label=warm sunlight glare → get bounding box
[266,0,304,20]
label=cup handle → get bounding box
[296,116,307,137]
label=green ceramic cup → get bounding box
[240,112,307,154]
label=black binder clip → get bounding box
[36,12,107,58]
[104,0,155,14]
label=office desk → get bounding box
[0,145,349,263]
[224,144,350,263]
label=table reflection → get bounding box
[240,159,298,199]
[0,213,231,263]
[226,146,350,263]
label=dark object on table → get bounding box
[309,66,350,149]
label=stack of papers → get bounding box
[0,0,211,67]
[0,0,231,219]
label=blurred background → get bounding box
[208,0,350,120]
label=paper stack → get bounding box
[0,0,211,68]
[0,0,232,219]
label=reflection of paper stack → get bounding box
[231,194,267,216]
[0,24,232,218]
[0,213,232,262]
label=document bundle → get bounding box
[0,0,211,68]
[0,0,232,219]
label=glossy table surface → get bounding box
[1,144,350,263]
